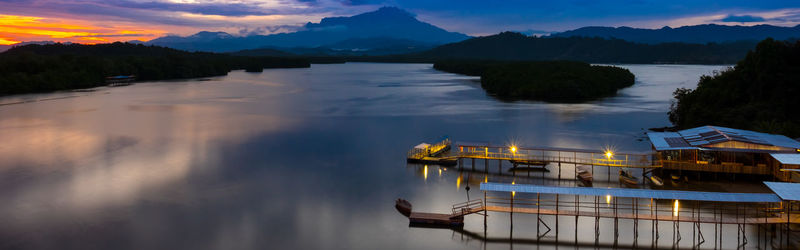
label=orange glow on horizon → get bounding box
[0,14,166,45]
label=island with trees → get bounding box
[669,38,800,137]
[434,60,635,102]
[0,42,309,96]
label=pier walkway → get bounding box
[407,139,659,169]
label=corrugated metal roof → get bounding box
[646,132,698,151]
[763,182,800,201]
[480,182,782,203]
[770,153,800,165]
[647,126,800,151]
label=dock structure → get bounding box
[454,143,656,168]
[411,125,800,182]
[408,182,800,248]
[648,126,800,181]
[406,138,456,165]
[407,139,658,179]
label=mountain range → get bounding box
[4,7,800,56]
[145,7,469,53]
[408,32,756,64]
[549,24,800,44]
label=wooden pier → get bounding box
[407,139,659,170]
[402,182,800,248]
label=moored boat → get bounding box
[395,198,412,217]
[576,165,593,183]
[619,169,639,187]
[649,175,664,187]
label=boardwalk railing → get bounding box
[481,195,795,224]
[407,138,452,160]
[456,150,657,168]
[452,199,485,217]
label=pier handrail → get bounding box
[452,199,484,217]
[482,195,789,223]
[407,138,452,159]
[456,150,657,168]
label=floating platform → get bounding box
[406,156,457,165]
[408,212,464,228]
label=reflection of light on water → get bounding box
[673,200,680,217]
[423,165,428,180]
[0,118,102,169]
[484,175,487,183]
[511,181,515,196]
[606,195,611,205]
[438,167,441,177]
[456,174,461,189]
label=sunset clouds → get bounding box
[1,0,799,44]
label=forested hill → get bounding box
[669,38,800,137]
[433,60,635,103]
[550,24,800,44]
[413,32,756,64]
[0,42,309,96]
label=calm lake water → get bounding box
[3,63,768,249]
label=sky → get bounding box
[1,0,800,45]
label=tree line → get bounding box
[0,42,309,95]
[669,38,800,137]
[434,60,635,103]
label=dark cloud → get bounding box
[71,33,156,38]
[237,25,305,36]
[110,1,276,17]
[718,14,766,22]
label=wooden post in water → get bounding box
[575,194,579,245]
[537,192,540,238]
[556,193,559,242]
[484,191,487,235]
[558,151,561,180]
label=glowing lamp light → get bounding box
[510,146,517,153]
[605,150,613,159]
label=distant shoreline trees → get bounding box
[434,60,635,103]
[0,42,309,96]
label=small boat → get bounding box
[619,169,639,187]
[649,175,664,187]
[395,198,412,217]
[576,165,593,183]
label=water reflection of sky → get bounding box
[0,63,741,249]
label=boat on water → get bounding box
[649,175,664,187]
[395,198,412,217]
[619,169,639,187]
[576,165,593,183]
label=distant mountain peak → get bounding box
[146,7,469,52]
[369,6,416,18]
[190,31,233,39]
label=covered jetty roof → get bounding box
[770,153,800,165]
[764,182,800,201]
[647,125,800,151]
[480,182,782,203]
